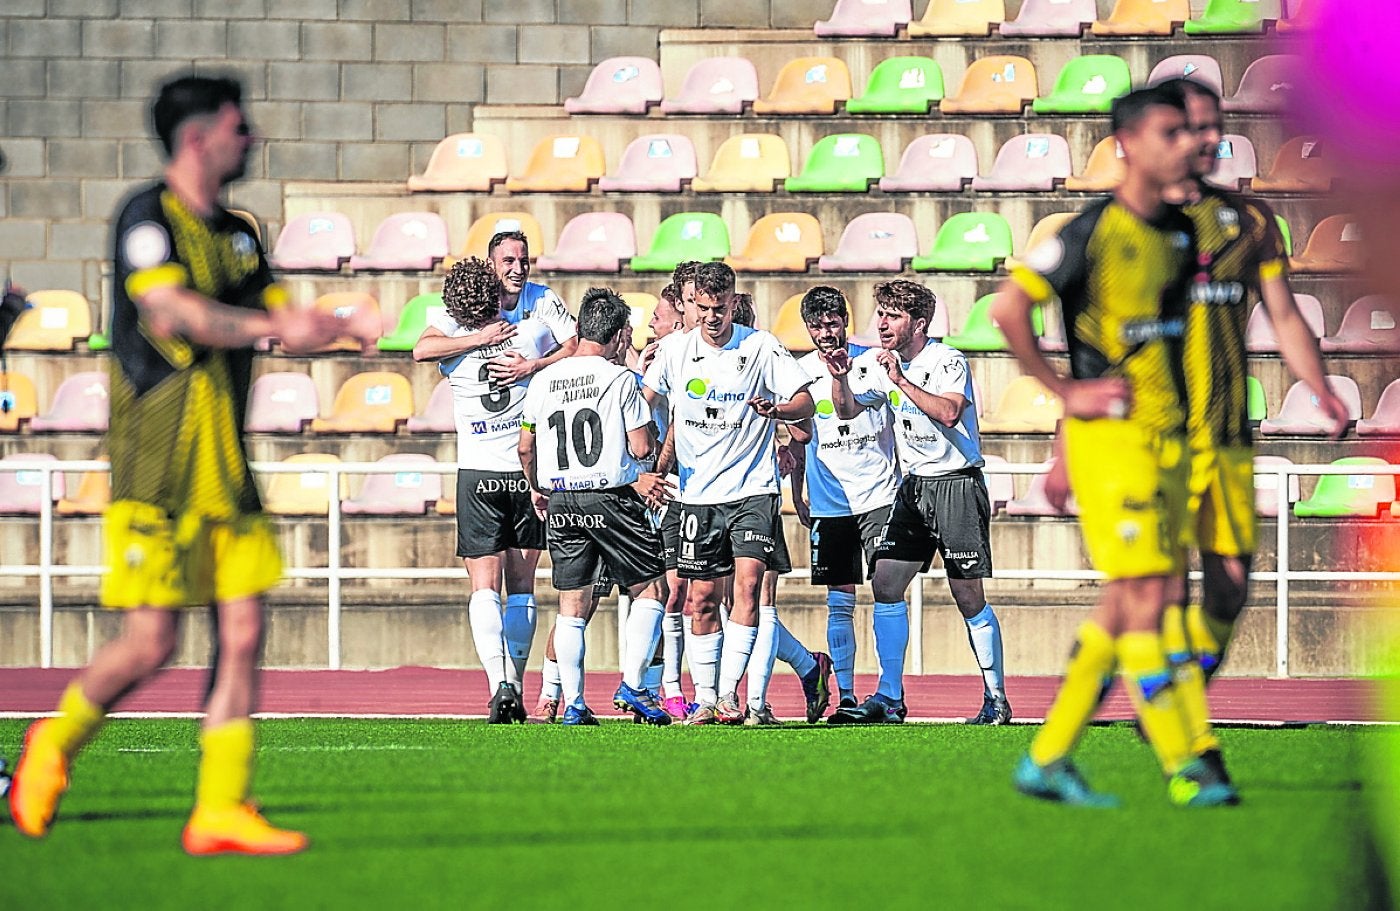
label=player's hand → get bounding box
[472,320,517,349]
[820,346,852,377]
[776,444,797,478]
[1312,387,1351,439]
[794,497,811,529]
[1044,457,1072,513]
[275,306,374,356]
[530,489,549,520]
[632,472,675,508]
[639,341,660,373]
[488,350,534,385]
[1062,377,1132,420]
[748,396,780,419]
[875,349,904,384]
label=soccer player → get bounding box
[992,85,1237,807]
[824,281,1008,725]
[482,230,578,384]
[413,258,558,723]
[8,74,376,854]
[520,288,670,726]
[643,262,815,724]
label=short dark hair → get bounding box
[1111,85,1187,133]
[659,282,682,309]
[732,292,756,328]
[487,230,529,258]
[442,257,503,330]
[800,286,849,326]
[577,287,630,343]
[874,280,934,324]
[152,73,243,158]
[671,261,700,290]
[1156,76,1222,109]
[693,261,735,300]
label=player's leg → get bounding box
[715,497,783,723]
[714,556,764,723]
[826,584,858,709]
[658,505,691,717]
[503,547,542,697]
[544,493,599,727]
[677,503,731,723]
[553,588,597,726]
[532,626,561,723]
[458,470,516,717]
[743,570,784,724]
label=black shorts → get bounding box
[660,503,681,572]
[872,471,993,580]
[548,488,665,592]
[455,469,546,559]
[676,494,791,581]
[810,505,893,587]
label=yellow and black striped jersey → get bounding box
[108,182,286,520]
[1009,196,1197,437]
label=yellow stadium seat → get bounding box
[1092,0,1189,35]
[979,376,1063,433]
[0,372,39,433]
[1065,137,1125,192]
[261,453,348,516]
[623,291,658,350]
[454,211,546,265]
[504,135,605,193]
[939,56,1037,115]
[1008,212,1078,269]
[726,213,824,273]
[751,57,852,115]
[692,134,792,193]
[310,372,414,434]
[8,290,92,352]
[771,293,854,354]
[56,463,111,516]
[909,0,1005,36]
[304,292,382,353]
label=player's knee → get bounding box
[219,614,265,662]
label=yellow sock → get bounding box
[1029,622,1116,767]
[1118,631,1195,776]
[1163,605,1219,755]
[1186,603,1234,681]
[195,719,255,812]
[39,682,106,758]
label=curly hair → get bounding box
[799,286,848,326]
[693,261,735,300]
[732,292,756,328]
[874,280,935,324]
[442,257,503,330]
[670,261,700,291]
[660,282,682,309]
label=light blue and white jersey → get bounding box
[501,282,575,349]
[798,344,899,517]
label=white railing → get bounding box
[3,459,1398,677]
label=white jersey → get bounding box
[432,311,556,472]
[643,325,812,505]
[799,346,899,517]
[848,340,983,477]
[521,355,650,492]
[502,282,576,350]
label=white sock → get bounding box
[468,589,507,692]
[827,590,857,702]
[662,612,685,699]
[541,658,561,701]
[719,602,731,632]
[689,630,722,705]
[745,606,780,710]
[502,593,537,687]
[872,600,909,701]
[776,618,816,678]
[622,598,664,689]
[642,660,663,696]
[717,621,759,698]
[554,615,588,711]
[965,604,1005,699]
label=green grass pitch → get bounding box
[0,719,1384,910]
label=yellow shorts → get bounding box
[1063,419,1189,580]
[100,500,284,610]
[1187,445,1257,558]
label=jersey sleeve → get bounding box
[618,372,651,432]
[1246,198,1289,282]
[1008,205,1098,307]
[117,193,187,301]
[642,339,672,396]
[847,354,889,408]
[535,288,577,348]
[519,375,544,431]
[929,350,970,398]
[428,310,461,337]
[764,334,813,401]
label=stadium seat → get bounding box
[1184,0,1280,35]
[980,454,1016,513]
[979,376,1063,433]
[629,213,729,273]
[56,463,110,516]
[1000,0,1095,36]
[944,294,1044,352]
[751,57,852,115]
[536,212,637,273]
[1290,215,1363,274]
[246,371,319,433]
[348,212,449,271]
[850,303,950,347]
[692,134,790,193]
[310,371,414,434]
[814,0,912,36]
[7,290,91,352]
[1252,455,1299,517]
[0,372,38,433]
[785,134,884,193]
[1359,379,1400,437]
[342,454,442,517]
[818,212,919,273]
[1038,305,1069,353]
[378,292,446,353]
[227,208,261,245]
[1275,214,1293,256]
[1250,136,1337,194]
[878,134,978,193]
[1091,0,1189,35]
[1259,375,1363,435]
[726,213,823,273]
[407,133,509,193]
[1146,55,1225,95]
[303,292,381,353]
[1222,55,1302,114]
[909,0,1005,36]
[772,294,815,354]
[1009,212,1078,271]
[1247,376,1267,422]
[29,371,108,433]
[1320,296,1400,354]
[1005,461,1079,516]
[623,292,658,349]
[1202,134,1258,191]
[939,56,1036,115]
[0,454,64,515]
[598,134,697,193]
[845,57,945,114]
[87,332,109,351]
[911,212,1013,273]
[406,378,455,433]
[564,57,664,114]
[659,57,760,115]
[1293,457,1395,518]
[1032,56,1132,114]
[261,453,345,516]
[458,211,545,262]
[1065,136,1124,192]
[504,135,606,193]
[971,134,1072,192]
[269,212,355,271]
[1245,294,1326,353]
[1276,0,1319,33]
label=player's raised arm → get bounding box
[411,320,515,363]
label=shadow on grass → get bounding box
[327,820,894,851]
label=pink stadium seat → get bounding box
[29,371,109,433]
[1290,215,1364,274]
[1244,294,1326,353]
[1004,460,1078,517]
[660,57,760,115]
[814,0,912,36]
[1252,455,1300,517]
[818,212,919,273]
[269,212,355,271]
[980,454,1016,513]
[246,371,319,433]
[1000,0,1095,35]
[1146,55,1225,95]
[598,134,698,193]
[1259,375,1363,436]
[349,212,450,271]
[406,133,509,193]
[0,453,65,514]
[406,378,455,434]
[971,134,1072,192]
[1222,55,1302,114]
[1358,379,1400,437]
[1320,296,1400,354]
[879,134,979,192]
[341,454,442,516]
[564,57,664,114]
[1201,134,1257,191]
[536,212,637,273]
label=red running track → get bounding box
[0,668,1378,723]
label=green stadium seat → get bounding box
[1275,214,1293,256]
[87,332,109,352]
[629,212,729,273]
[911,213,1014,272]
[845,57,945,114]
[1032,55,1132,114]
[943,294,1044,352]
[378,293,445,352]
[1293,457,1395,518]
[1184,0,1281,35]
[1247,376,1267,422]
[785,134,884,193]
